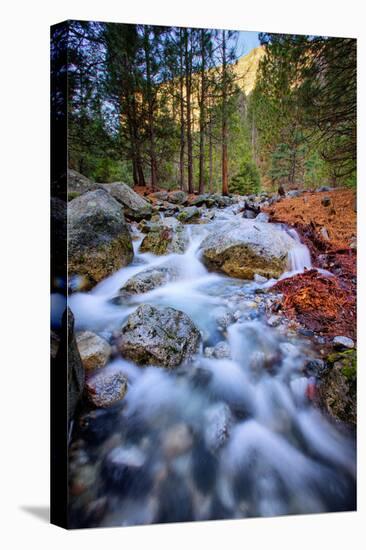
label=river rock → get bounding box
[76,331,111,371]
[68,189,133,289]
[151,191,169,201]
[177,206,200,223]
[100,182,152,221]
[68,169,98,198]
[189,194,212,207]
[321,196,331,207]
[318,350,356,424]
[119,266,177,296]
[200,220,297,279]
[85,369,128,408]
[139,224,186,255]
[333,336,355,350]
[204,341,231,359]
[118,304,201,368]
[168,190,188,204]
[102,445,150,494]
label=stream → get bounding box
[66,205,356,527]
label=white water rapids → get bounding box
[65,205,356,528]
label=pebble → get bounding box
[267,315,281,327]
[333,336,355,350]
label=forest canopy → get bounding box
[62,21,356,193]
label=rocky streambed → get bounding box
[52,178,356,528]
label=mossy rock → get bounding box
[318,349,357,424]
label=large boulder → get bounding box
[118,304,201,368]
[68,189,133,290]
[76,331,111,371]
[168,190,188,205]
[177,206,200,223]
[200,220,296,279]
[119,266,177,297]
[139,224,186,255]
[68,169,98,199]
[100,182,152,221]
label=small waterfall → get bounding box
[286,227,312,272]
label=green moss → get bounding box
[327,349,357,380]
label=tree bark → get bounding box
[221,31,229,196]
[179,28,185,191]
[198,29,206,195]
[143,28,157,191]
[185,29,194,194]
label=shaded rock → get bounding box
[118,304,200,368]
[287,190,300,198]
[65,308,85,424]
[243,209,257,219]
[151,191,169,201]
[100,182,152,221]
[189,194,211,207]
[333,336,355,350]
[102,445,151,495]
[155,471,194,524]
[200,220,296,279]
[139,224,186,255]
[319,350,356,424]
[138,220,161,234]
[51,197,67,285]
[267,315,281,327]
[68,189,133,289]
[321,196,331,207]
[76,331,111,371]
[177,206,200,223]
[168,190,188,204]
[85,370,127,408]
[204,341,231,359]
[68,169,98,199]
[77,408,119,445]
[119,266,177,296]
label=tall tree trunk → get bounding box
[209,123,213,193]
[221,31,229,196]
[143,28,157,191]
[185,29,194,194]
[179,28,185,191]
[198,29,206,195]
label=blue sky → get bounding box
[236,31,261,56]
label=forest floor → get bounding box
[265,189,357,341]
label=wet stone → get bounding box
[102,445,152,496]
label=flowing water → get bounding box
[66,206,356,528]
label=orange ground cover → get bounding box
[267,189,356,341]
[264,189,356,251]
[272,269,356,339]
